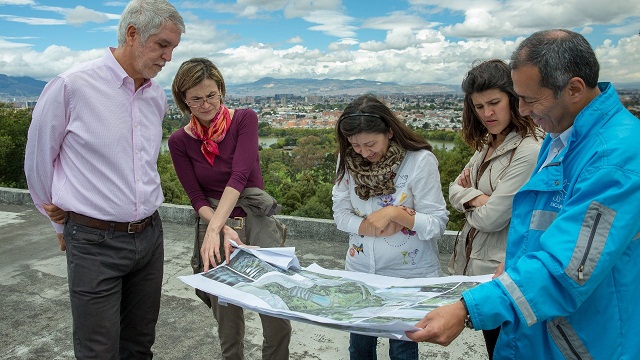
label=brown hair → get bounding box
[172,58,226,114]
[460,59,539,151]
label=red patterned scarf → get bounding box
[189,105,232,166]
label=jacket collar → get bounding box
[483,131,527,162]
[569,82,616,146]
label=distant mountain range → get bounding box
[1,73,639,99]
[0,74,47,97]
[225,77,460,97]
[0,73,459,98]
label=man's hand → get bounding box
[57,233,66,251]
[405,301,467,345]
[44,203,66,224]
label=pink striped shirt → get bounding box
[25,48,166,233]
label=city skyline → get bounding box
[0,0,638,91]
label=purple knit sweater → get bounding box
[168,108,263,217]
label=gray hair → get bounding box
[510,29,599,98]
[117,0,185,46]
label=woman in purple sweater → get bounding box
[168,58,291,360]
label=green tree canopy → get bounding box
[0,107,30,188]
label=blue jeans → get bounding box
[349,333,418,360]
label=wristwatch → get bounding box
[460,297,474,329]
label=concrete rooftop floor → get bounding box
[0,202,488,360]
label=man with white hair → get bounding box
[25,1,184,358]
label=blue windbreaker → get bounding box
[463,83,640,359]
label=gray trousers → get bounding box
[206,221,292,360]
[208,294,292,360]
[64,212,164,360]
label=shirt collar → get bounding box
[549,125,574,149]
[104,47,152,90]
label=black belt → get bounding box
[68,211,156,233]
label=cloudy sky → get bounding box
[0,0,639,90]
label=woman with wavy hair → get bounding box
[448,59,542,359]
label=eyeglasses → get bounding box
[185,93,222,108]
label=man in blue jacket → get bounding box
[407,29,640,359]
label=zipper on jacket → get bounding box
[578,212,601,281]
[556,324,583,360]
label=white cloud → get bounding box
[327,38,358,51]
[572,1,640,23]
[360,27,420,51]
[596,35,640,84]
[0,0,638,91]
[31,5,67,15]
[158,35,519,86]
[0,0,34,4]
[66,6,110,25]
[304,10,357,38]
[237,0,288,13]
[237,5,261,18]
[3,31,638,89]
[283,0,343,18]
[0,45,102,81]
[0,37,31,49]
[361,11,433,30]
[410,0,640,38]
[580,26,593,35]
[0,14,65,25]
[34,4,120,23]
[181,0,287,19]
[439,8,523,38]
[1,5,117,27]
[607,22,640,36]
[152,20,236,87]
[91,25,119,34]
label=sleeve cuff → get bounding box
[52,221,64,234]
[346,216,363,234]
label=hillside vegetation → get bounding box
[4,106,472,230]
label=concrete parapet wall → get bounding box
[0,187,34,205]
[0,187,456,254]
[158,202,198,226]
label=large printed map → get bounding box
[179,246,491,340]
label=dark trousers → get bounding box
[349,333,418,360]
[483,327,501,360]
[64,212,164,360]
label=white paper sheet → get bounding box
[180,246,491,341]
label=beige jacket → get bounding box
[448,130,542,276]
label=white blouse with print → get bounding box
[332,150,449,278]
